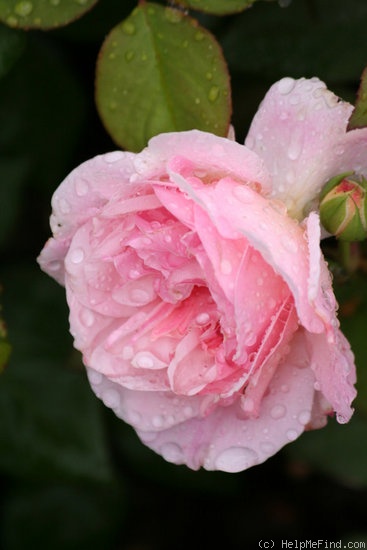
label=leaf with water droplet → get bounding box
[96,2,231,152]
[175,0,256,15]
[0,0,98,29]
[348,67,367,131]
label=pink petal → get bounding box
[140,130,271,191]
[136,331,317,472]
[246,77,367,218]
[307,328,356,424]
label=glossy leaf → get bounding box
[348,67,367,130]
[0,0,98,30]
[96,2,231,152]
[0,22,25,77]
[175,0,255,15]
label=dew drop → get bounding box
[196,313,210,326]
[129,410,142,425]
[287,140,303,161]
[59,198,71,214]
[103,388,121,409]
[270,404,287,420]
[125,49,135,62]
[208,86,219,103]
[75,179,88,197]
[80,308,95,327]
[206,72,213,80]
[260,441,275,454]
[109,100,117,111]
[214,447,258,473]
[183,405,194,418]
[280,384,289,393]
[87,369,103,385]
[160,442,184,463]
[277,77,296,95]
[164,8,182,23]
[195,31,204,41]
[152,414,164,428]
[14,1,33,16]
[281,235,298,253]
[130,288,152,304]
[50,0,60,6]
[286,429,299,441]
[70,247,84,264]
[122,20,136,35]
[298,410,311,425]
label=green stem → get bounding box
[339,240,360,274]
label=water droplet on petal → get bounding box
[152,414,164,428]
[270,404,287,420]
[59,198,71,214]
[75,179,89,196]
[260,441,275,454]
[160,442,184,463]
[103,388,121,409]
[87,369,103,385]
[214,446,258,473]
[104,151,124,163]
[70,247,85,264]
[80,308,95,327]
[286,429,299,441]
[298,410,311,425]
[196,312,210,325]
[277,77,296,95]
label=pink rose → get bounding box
[38,77,361,472]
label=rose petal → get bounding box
[246,77,367,218]
[136,331,317,472]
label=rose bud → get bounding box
[320,172,367,241]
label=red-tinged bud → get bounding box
[319,172,367,241]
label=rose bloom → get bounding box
[38,77,362,472]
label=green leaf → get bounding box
[175,0,255,15]
[287,412,367,487]
[348,67,367,130]
[0,0,98,30]
[222,0,367,83]
[96,2,231,152]
[0,22,25,77]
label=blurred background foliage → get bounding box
[1,0,367,548]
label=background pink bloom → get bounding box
[38,77,360,472]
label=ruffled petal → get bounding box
[136,331,317,472]
[245,77,367,218]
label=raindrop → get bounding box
[87,369,103,385]
[195,31,204,41]
[125,50,135,62]
[280,384,289,393]
[214,446,258,473]
[130,288,152,304]
[183,405,194,418]
[287,140,303,161]
[260,441,275,454]
[208,86,219,102]
[206,72,213,80]
[270,404,287,420]
[59,198,71,214]
[165,8,182,23]
[75,179,88,197]
[103,388,121,409]
[122,20,136,35]
[286,429,298,441]
[281,235,298,253]
[109,100,117,111]
[277,77,296,95]
[129,410,142,424]
[152,414,164,428]
[298,410,311,425]
[196,312,210,325]
[80,308,95,327]
[50,0,60,5]
[70,247,85,264]
[160,442,184,462]
[104,151,124,163]
[14,1,33,16]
